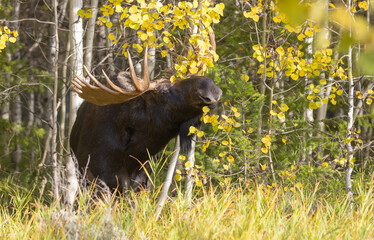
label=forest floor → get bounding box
[0,177,373,239]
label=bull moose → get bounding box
[70,42,222,191]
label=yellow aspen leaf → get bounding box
[331,99,337,105]
[261,164,267,170]
[356,91,363,99]
[295,182,303,188]
[197,131,204,138]
[276,46,285,57]
[202,106,210,113]
[359,1,368,10]
[366,98,372,105]
[185,161,192,168]
[129,13,140,22]
[291,73,299,80]
[175,174,182,181]
[313,70,320,76]
[115,5,123,12]
[305,28,314,37]
[161,50,168,57]
[12,30,18,37]
[139,32,148,41]
[223,164,229,170]
[313,88,320,93]
[282,138,286,144]
[189,126,198,135]
[272,100,277,104]
[322,162,328,167]
[270,110,277,116]
[329,3,335,8]
[261,147,268,154]
[307,94,315,100]
[227,155,234,163]
[202,140,210,152]
[189,66,198,74]
[309,102,317,110]
[168,42,173,49]
[368,89,374,94]
[77,9,85,18]
[280,103,289,112]
[195,179,203,187]
[277,112,285,121]
[297,33,305,41]
[105,22,113,28]
[163,36,170,43]
[8,37,16,43]
[322,98,328,104]
[85,10,93,18]
[180,65,187,73]
[1,34,8,42]
[108,32,115,40]
[222,140,229,146]
[337,89,343,95]
[129,5,138,14]
[319,79,327,85]
[219,152,227,157]
[241,74,249,82]
[179,155,186,160]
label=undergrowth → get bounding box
[0,175,373,240]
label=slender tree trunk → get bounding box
[105,18,116,76]
[303,32,314,163]
[1,102,10,159]
[84,0,99,71]
[9,1,21,172]
[268,80,276,182]
[346,47,354,196]
[156,136,180,220]
[185,135,196,204]
[27,90,35,166]
[148,47,156,81]
[65,0,83,206]
[59,36,71,166]
[345,0,354,197]
[51,0,61,200]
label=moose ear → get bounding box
[179,115,202,153]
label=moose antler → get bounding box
[71,47,156,106]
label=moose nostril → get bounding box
[200,95,215,103]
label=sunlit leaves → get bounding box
[0,26,18,52]
[79,0,224,81]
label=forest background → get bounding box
[0,0,373,239]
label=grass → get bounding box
[0,177,373,239]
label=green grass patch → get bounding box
[0,178,373,239]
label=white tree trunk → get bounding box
[156,136,180,220]
[50,0,61,200]
[346,46,354,196]
[345,0,354,197]
[84,0,99,71]
[184,135,196,204]
[65,0,84,206]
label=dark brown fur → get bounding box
[70,76,222,191]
